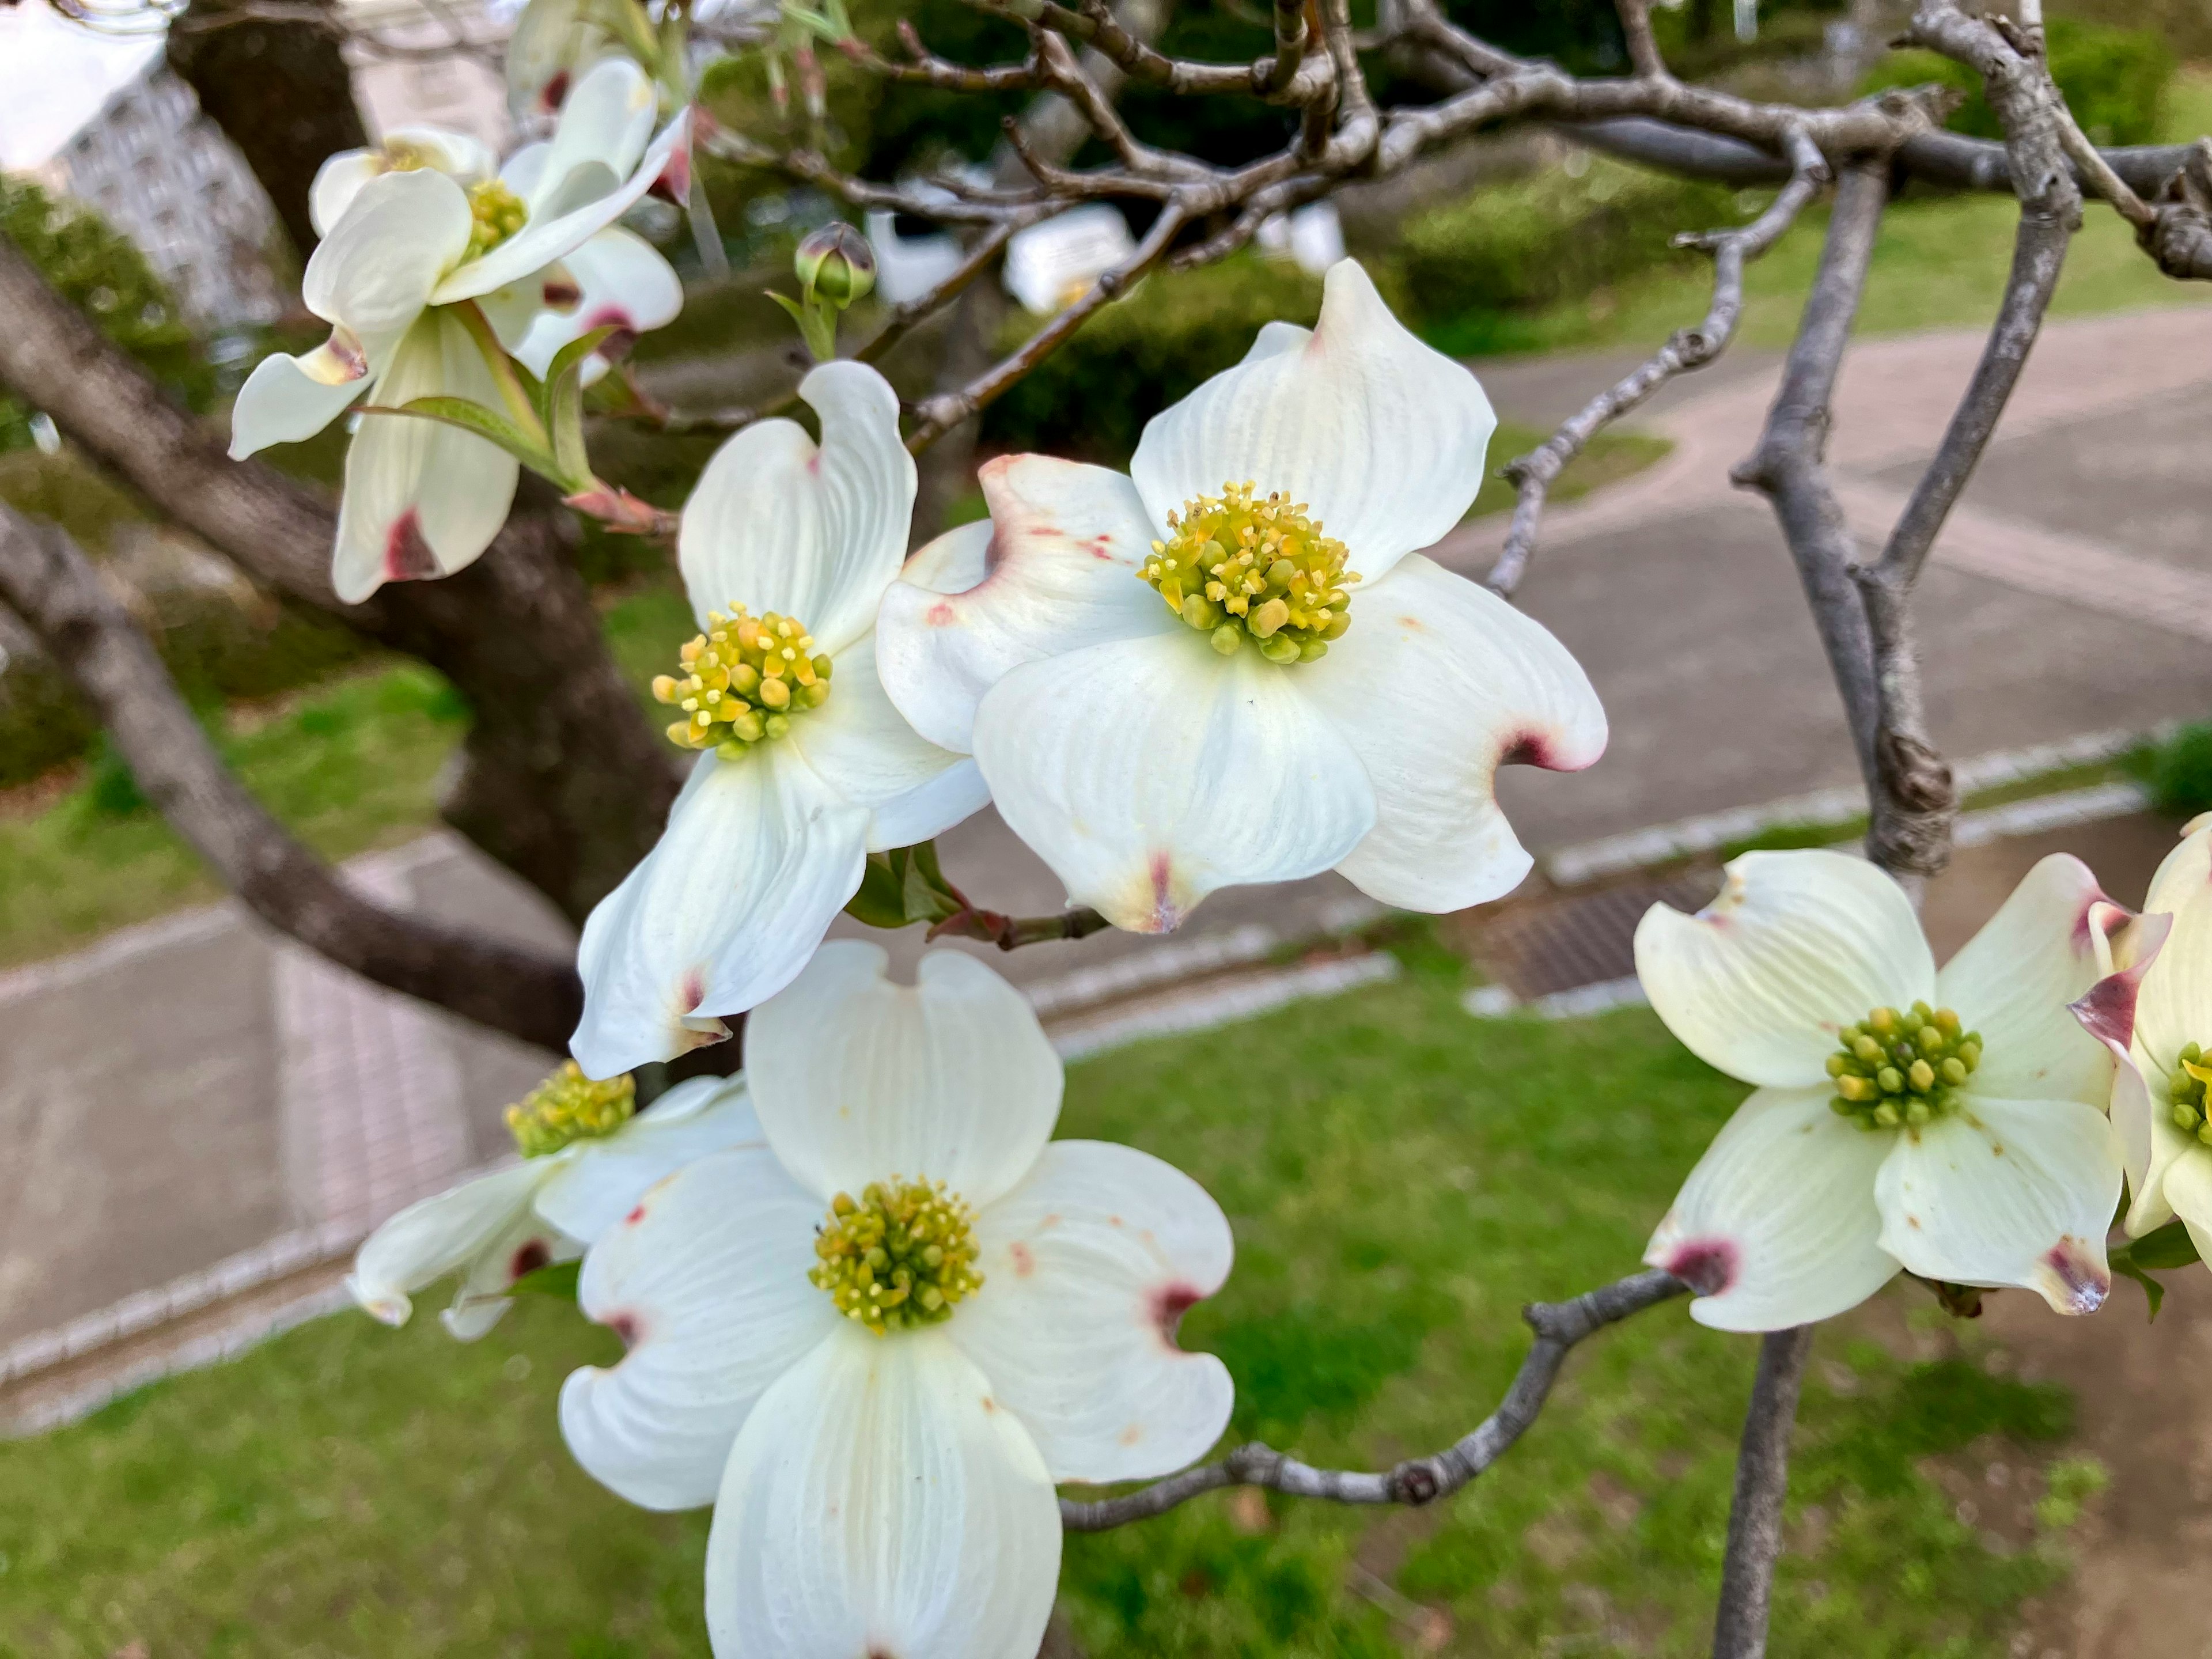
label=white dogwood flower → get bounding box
[2099,817,2212,1262]
[505,0,640,123]
[874,257,1604,933]
[347,1068,758,1339]
[560,942,1235,1659]
[1638,849,2134,1330]
[568,362,987,1079]
[229,56,685,601]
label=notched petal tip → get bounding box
[2037,1235,2109,1315]
[1653,1236,1740,1298]
[1150,1281,1205,1347]
[2071,908,2170,1054]
[344,1275,412,1328]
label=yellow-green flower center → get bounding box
[652,606,832,757]
[2165,1043,2212,1144]
[506,1060,635,1157]
[463,179,529,262]
[1826,1002,1980,1131]
[1139,482,1358,664]
[809,1178,984,1335]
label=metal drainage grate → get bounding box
[1474,871,1721,1002]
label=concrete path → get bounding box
[9,304,2212,1370]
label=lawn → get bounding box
[0,974,2096,1657]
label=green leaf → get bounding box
[844,851,911,930]
[2112,1255,2166,1321]
[765,289,807,328]
[543,324,623,491]
[2116,1218,2203,1272]
[367,396,558,476]
[512,1258,581,1301]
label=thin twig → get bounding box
[1060,1270,1686,1530]
[1710,1327,1815,1659]
[1486,124,1827,599]
[927,906,1113,950]
[1613,0,1669,82]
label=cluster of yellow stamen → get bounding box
[463,179,529,262]
[652,606,832,757]
[1826,1003,1981,1131]
[506,1060,636,1158]
[809,1179,984,1335]
[1140,482,1357,663]
[2166,1043,2212,1145]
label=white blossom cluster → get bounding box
[225,2,2207,1650]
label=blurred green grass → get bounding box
[0,979,2091,1656]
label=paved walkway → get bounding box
[9,305,2212,1369]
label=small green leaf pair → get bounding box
[844,841,965,931]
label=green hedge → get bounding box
[1393,155,1749,326]
[0,179,211,452]
[1860,17,2175,149]
[980,254,1323,464]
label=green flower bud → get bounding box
[795,223,877,306]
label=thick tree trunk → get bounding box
[167,5,369,266]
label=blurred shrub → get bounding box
[980,254,1321,464]
[1393,155,1747,325]
[1861,17,2175,149]
[0,178,213,452]
[2132,721,2212,818]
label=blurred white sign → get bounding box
[1255,200,1344,276]
[1004,206,1137,316]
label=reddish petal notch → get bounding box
[2041,1236,2109,1315]
[384,510,440,584]
[1151,1282,1203,1345]
[2071,909,2170,1054]
[1662,1238,1740,1297]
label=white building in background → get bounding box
[0,0,283,332]
[340,0,515,154]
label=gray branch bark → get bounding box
[1710,1326,1816,1659]
[0,506,582,1050]
[1059,1269,1685,1530]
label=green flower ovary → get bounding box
[464,179,529,262]
[2165,1043,2212,1144]
[1139,482,1358,664]
[653,605,832,758]
[507,1060,635,1157]
[1827,1002,1980,1131]
[810,1179,984,1335]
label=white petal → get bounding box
[570,746,872,1078]
[435,109,687,304]
[1634,849,1934,1090]
[331,310,520,603]
[442,1209,579,1340]
[1934,854,2118,1104]
[703,1325,1061,1659]
[678,360,915,657]
[2144,820,2212,919]
[1302,554,1605,911]
[308,150,382,240]
[1129,260,1494,584]
[302,168,469,344]
[745,941,1061,1209]
[228,334,369,459]
[974,630,1376,933]
[509,227,683,378]
[788,630,988,852]
[347,1160,546,1328]
[952,1141,1234,1483]
[528,55,656,211]
[1873,1095,2120,1313]
[2158,1141,2212,1262]
[876,455,1172,755]
[2126,1099,2192,1236]
[505,0,612,118]
[900,516,993,594]
[2135,885,2212,1085]
[561,1147,836,1510]
[1643,1086,1897,1332]
[533,1075,766,1244]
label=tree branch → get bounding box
[1710,1326,1815,1659]
[1488,124,1827,599]
[0,506,582,1051]
[1059,1269,1685,1530]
